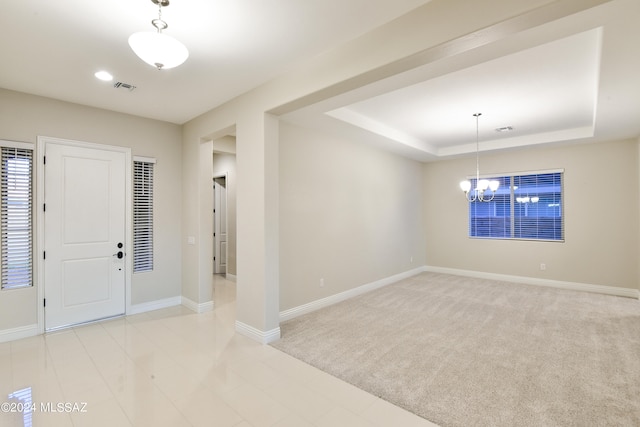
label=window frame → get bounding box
[133,156,155,273]
[465,169,564,242]
[0,140,34,290]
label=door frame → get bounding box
[212,172,228,275]
[36,136,133,334]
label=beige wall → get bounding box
[0,88,182,333]
[212,151,237,275]
[279,122,425,310]
[182,0,577,337]
[424,140,639,290]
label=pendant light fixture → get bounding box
[459,113,500,202]
[128,0,189,70]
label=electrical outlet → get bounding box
[540,263,546,271]
[410,256,413,263]
[320,278,325,287]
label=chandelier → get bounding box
[459,113,500,202]
[128,0,189,70]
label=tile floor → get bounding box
[0,275,436,427]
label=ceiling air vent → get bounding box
[113,81,136,91]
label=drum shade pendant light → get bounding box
[459,113,500,202]
[128,0,189,70]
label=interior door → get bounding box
[213,177,227,274]
[44,140,127,330]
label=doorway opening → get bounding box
[213,175,227,275]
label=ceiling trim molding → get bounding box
[268,0,613,117]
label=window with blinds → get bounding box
[468,170,563,241]
[1,146,33,289]
[133,159,154,272]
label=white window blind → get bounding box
[1,146,33,289]
[513,172,563,240]
[468,171,564,241]
[133,159,154,272]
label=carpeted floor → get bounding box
[271,272,640,427]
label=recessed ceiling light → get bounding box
[94,71,113,81]
[495,126,514,133]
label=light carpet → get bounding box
[271,272,640,426]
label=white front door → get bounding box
[43,139,128,330]
[213,177,227,274]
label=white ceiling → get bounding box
[1,0,639,162]
[0,0,430,124]
[328,29,600,156]
[282,0,640,161]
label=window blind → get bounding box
[133,160,154,272]
[469,176,511,239]
[513,172,563,240]
[468,171,563,241]
[1,147,33,289]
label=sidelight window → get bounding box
[1,143,33,289]
[133,158,155,272]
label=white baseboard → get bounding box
[225,273,237,282]
[181,297,214,313]
[279,266,425,322]
[235,321,281,344]
[424,266,640,299]
[0,324,38,343]
[128,296,182,315]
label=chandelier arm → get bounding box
[465,191,477,202]
[478,190,496,202]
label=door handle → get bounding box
[113,251,124,259]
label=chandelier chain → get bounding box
[151,0,169,32]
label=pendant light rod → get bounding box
[474,112,481,185]
[460,112,500,202]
